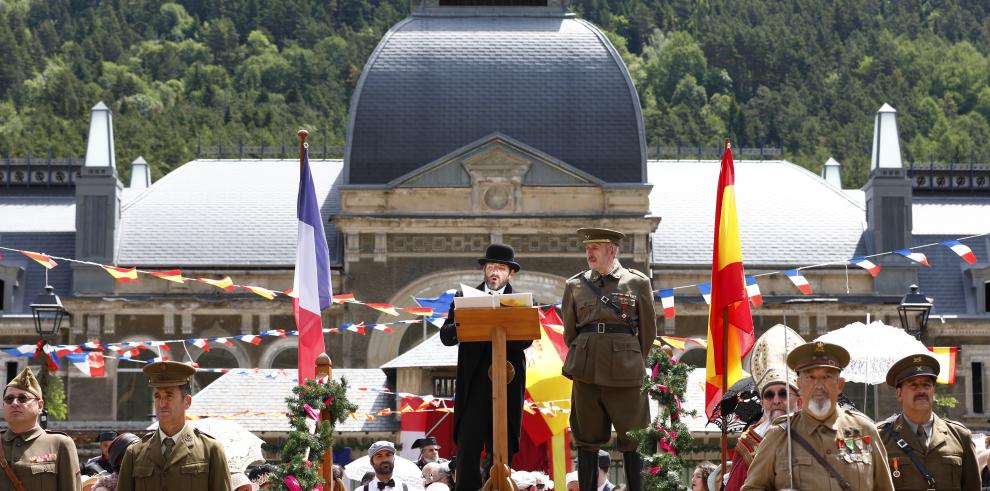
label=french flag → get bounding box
[696,283,712,305]
[293,133,333,383]
[657,289,675,318]
[942,240,977,264]
[849,257,881,277]
[2,345,37,358]
[66,352,105,378]
[895,249,930,266]
[745,276,763,307]
[785,269,813,295]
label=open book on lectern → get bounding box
[453,283,533,309]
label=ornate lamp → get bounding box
[30,285,67,338]
[897,284,932,340]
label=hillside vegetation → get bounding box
[1,0,988,186]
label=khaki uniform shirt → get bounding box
[116,425,231,491]
[877,413,981,491]
[0,426,80,491]
[742,407,895,491]
[561,265,657,387]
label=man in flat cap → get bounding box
[117,361,231,491]
[742,341,895,491]
[412,436,448,469]
[877,353,980,490]
[0,367,81,491]
[360,441,409,491]
[561,228,656,491]
[440,243,532,491]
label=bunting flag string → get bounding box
[1,233,986,322]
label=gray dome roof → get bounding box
[344,14,646,185]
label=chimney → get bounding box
[74,101,123,294]
[862,103,916,293]
[129,156,151,189]
[870,103,902,170]
[822,157,842,189]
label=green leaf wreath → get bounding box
[273,377,358,491]
[631,346,697,491]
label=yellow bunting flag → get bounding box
[242,285,277,300]
[198,276,235,292]
[101,265,139,283]
[403,307,434,316]
[332,293,356,303]
[365,303,399,316]
[150,269,185,283]
[21,250,57,269]
[659,336,688,350]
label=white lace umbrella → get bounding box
[148,418,265,472]
[344,454,424,491]
[815,321,929,385]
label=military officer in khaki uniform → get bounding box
[0,367,81,491]
[877,353,980,490]
[742,342,895,491]
[561,228,657,491]
[117,361,231,491]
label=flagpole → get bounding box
[719,138,731,487]
[298,129,309,167]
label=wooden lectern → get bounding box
[456,306,541,491]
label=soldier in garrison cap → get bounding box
[0,367,81,491]
[561,228,657,491]
[877,353,980,490]
[117,361,231,491]
[742,342,895,491]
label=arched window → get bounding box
[117,349,160,421]
[192,349,239,392]
[271,348,299,369]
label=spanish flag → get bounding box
[101,265,139,283]
[927,347,958,384]
[705,141,755,419]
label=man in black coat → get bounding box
[440,243,532,491]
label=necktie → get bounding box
[163,437,175,460]
[916,425,927,451]
[377,479,395,490]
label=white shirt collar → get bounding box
[158,424,187,443]
[372,476,397,490]
[597,481,612,491]
[483,284,507,294]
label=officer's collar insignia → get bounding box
[815,342,825,352]
[183,434,193,442]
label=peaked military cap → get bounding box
[142,360,196,388]
[6,367,42,399]
[886,353,939,387]
[786,341,850,372]
[577,227,625,245]
[412,436,439,449]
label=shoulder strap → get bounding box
[789,429,854,491]
[0,439,28,491]
[882,420,936,489]
[578,274,631,324]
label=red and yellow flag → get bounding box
[101,265,139,283]
[150,269,185,283]
[22,250,57,269]
[198,276,235,291]
[705,141,756,419]
[928,347,958,384]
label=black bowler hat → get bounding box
[478,244,520,272]
[412,436,439,449]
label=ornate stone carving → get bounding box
[462,146,531,212]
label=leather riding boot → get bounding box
[577,449,598,491]
[623,451,643,491]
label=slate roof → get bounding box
[380,333,457,369]
[189,368,398,433]
[648,160,869,266]
[117,160,343,267]
[0,197,75,232]
[345,15,646,185]
[0,232,74,313]
[912,234,989,315]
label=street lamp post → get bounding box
[897,284,933,340]
[29,284,69,429]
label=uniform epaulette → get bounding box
[140,432,155,441]
[569,270,588,281]
[877,413,899,428]
[943,418,971,431]
[43,430,70,437]
[844,408,875,424]
[194,427,216,440]
[628,268,650,280]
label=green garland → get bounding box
[273,377,358,491]
[631,346,696,491]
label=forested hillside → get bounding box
[1,0,988,186]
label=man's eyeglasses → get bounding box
[3,395,37,405]
[762,389,789,400]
